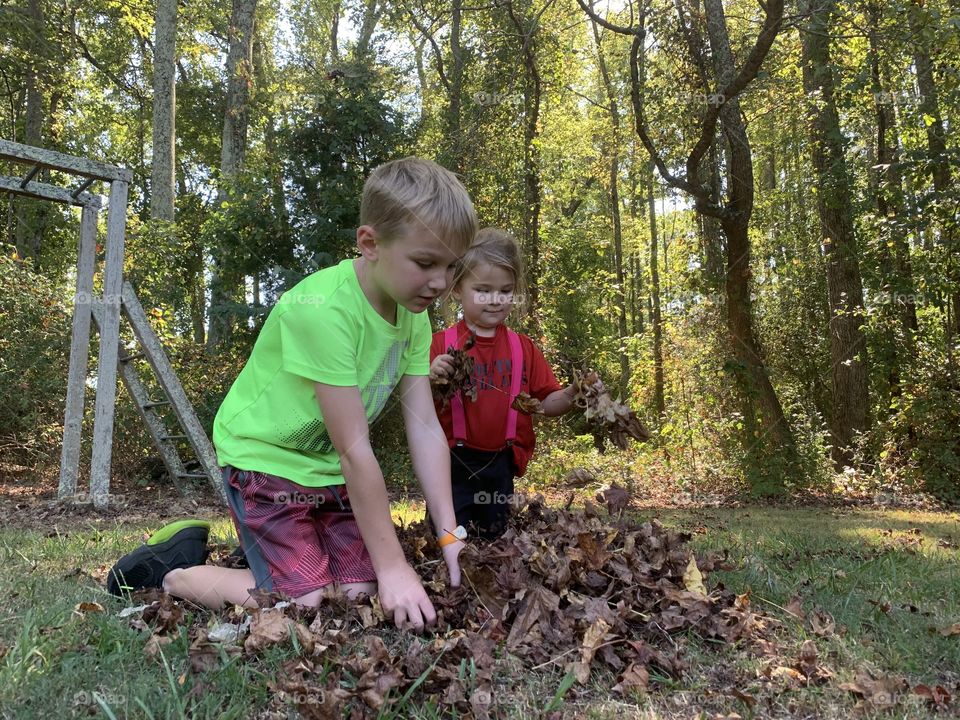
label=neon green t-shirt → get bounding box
[213,258,431,488]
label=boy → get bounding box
[108,157,475,632]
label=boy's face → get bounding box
[371,224,462,313]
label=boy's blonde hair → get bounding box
[455,227,524,287]
[360,157,476,254]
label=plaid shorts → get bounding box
[223,466,376,598]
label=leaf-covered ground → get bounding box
[1,493,958,719]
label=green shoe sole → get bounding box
[147,519,210,546]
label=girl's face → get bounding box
[455,262,516,336]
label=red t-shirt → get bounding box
[430,320,562,477]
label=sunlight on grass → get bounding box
[0,505,957,718]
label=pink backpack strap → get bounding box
[504,329,523,445]
[444,326,467,445]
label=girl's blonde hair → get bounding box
[455,227,524,287]
[360,157,477,254]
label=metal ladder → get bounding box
[90,281,225,503]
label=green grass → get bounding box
[0,506,957,719]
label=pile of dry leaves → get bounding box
[118,497,777,719]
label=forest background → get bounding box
[1,0,957,503]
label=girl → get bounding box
[429,228,575,540]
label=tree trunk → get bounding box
[802,0,871,468]
[208,0,257,348]
[591,19,630,391]
[506,0,543,327]
[866,0,917,401]
[150,0,177,222]
[353,0,379,59]
[14,0,47,264]
[908,0,959,343]
[702,0,796,483]
[648,169,665,417]
[329,1,340,63]
[442,0,465,174]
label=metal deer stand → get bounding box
[0,140,225,508]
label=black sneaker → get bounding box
[107,520,210,596]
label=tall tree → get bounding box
[504,0,546,325]
[208,0,258,348]
[14,0,48,264]
[590,19,630,390]
[150,0,178,222]
[907,0,959,341]
[577,0,798,489]
[801,0,870,467]
[865,0,917,400]
[648,167,665,417]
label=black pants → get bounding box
[447,445,515,541]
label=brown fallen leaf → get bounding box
[784,595,806,621]
[244,609,314,655]
[769,665,807,685]
[144,633,173,658]
[809,609,836,637]
[141,593,185,634]
[913,683,952,710]
[565,467,597,488]
[683,555,708,598]
[596,484,630,515]
[938,622,960,636]
[569,617,611,684]
[613,662,649,694]
[839,671,907,709]
[512,392,544,415]
[74,601,105,615]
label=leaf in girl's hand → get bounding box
[431,333,477,407]
[511,392,544,415]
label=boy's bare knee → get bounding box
[339,581,377,600]
[292,587,326,608]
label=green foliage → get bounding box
[281,60,408,268]
[0,254,70,464]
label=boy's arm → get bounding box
[397,374,464,584]
[313,382,437,632]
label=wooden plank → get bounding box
[121,281,227,504]
[0,139,132,183]
[89,180,129,509]
[0,176,101,208]
[90,301,189,492]
[57,204,99,499]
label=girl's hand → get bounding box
[441,539,465,587]
[430,353,455,380]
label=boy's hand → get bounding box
[378,563,437,632]
[429,353,455,380]
[441,539,465,587]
